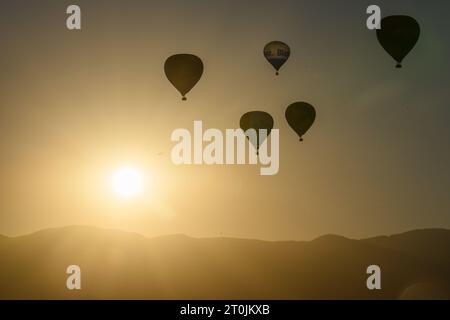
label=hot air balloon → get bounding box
[263,41,290,75]
[376,16,420,68]
[240,111,274,154]
[164,54,204,100]
[285,102,316,142]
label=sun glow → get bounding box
[112,167,144,199]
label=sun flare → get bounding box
[112,167,144,199]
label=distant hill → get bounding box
[0,226,449,300]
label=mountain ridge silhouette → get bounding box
[1,226,449,300]
[5,225,448,241]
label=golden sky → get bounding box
[1,0,449,240]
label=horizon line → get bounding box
[1,224,449,243]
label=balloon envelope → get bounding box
[164,54,204,100]
[240,111,274,152]
[376,16,420,68]
[263,41,290,75]
[285,102,316,141]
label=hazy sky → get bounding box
[0,0,449,240]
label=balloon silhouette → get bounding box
[285,102,316,142]
[263,41,290,75]
[376,16,420,68]
[240,111,274,154]
[164,54,203,100]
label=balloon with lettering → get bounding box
[240,111,274,154]
[376,16,420,68]
[263,41,291,75]
[164,54,204,100]
[285,102,316,142]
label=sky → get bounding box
[0,0,449,240]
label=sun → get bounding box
[112,167,144,199]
